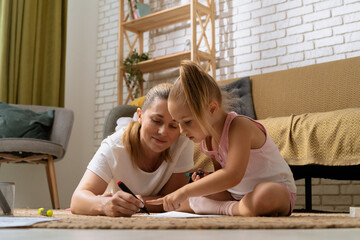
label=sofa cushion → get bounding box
[258,108,360,166]
[191,77,256,172]
[220,77,256,119]
[0,102,54,140]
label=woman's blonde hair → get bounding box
[169,60,229,144]
[122,83,173,168]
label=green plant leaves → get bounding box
[123,49,149,98]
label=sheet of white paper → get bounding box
[0,217,58,228]
[136,211,222,218]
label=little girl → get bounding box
[148,61,296,217]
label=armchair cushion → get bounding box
[0,138,63,159]
[0,102,54,140]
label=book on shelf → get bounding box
[136,2,152,18]
[128,1,151,20]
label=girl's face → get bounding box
[138,98,180,154]
[168,100,207,143]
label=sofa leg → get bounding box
[305,177,312,211]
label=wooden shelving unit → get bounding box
[118,0,216,104]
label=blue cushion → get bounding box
[221,77,256,119]
[0,102,54,140]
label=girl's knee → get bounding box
[254,182,288,200]
[240,183,290,216]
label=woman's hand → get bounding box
[146,187,188,211]
[101,191,145,217]
[70,170,146,217]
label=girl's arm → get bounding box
[70,170,144,217]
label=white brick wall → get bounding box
[95,0,360,212]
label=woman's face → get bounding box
[138,98,180,154]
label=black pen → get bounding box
[117,181,150,215]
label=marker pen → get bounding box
[38,208,53,217]
[185,170,204,178]
[117,181,150,215]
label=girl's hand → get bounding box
[192,168,208,182]
[102,191,145,217]
[146,188,188,211]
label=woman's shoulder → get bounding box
[102,128,125,148]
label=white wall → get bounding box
[95,0,360,212]
[0,0,98,209]
[61,0,98,209]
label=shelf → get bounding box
[123,3,210,32]
[118,0,216,104]
[126,51,211,73]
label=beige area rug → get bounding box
[14,209,360,229]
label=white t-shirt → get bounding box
[87,126,194,196]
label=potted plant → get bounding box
[123,49,149,99]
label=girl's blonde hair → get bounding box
[169,60,228,144]
[122,83,173,168]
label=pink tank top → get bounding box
[200,112,296,195]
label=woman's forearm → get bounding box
[70,190,107,215]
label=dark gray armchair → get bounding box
[0,104,74,209]
[103,105,137,139]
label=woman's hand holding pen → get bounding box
[146,187,189,211]
[101,191,145,217]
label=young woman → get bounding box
[71,83,194,217]
[148,61,296,217]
